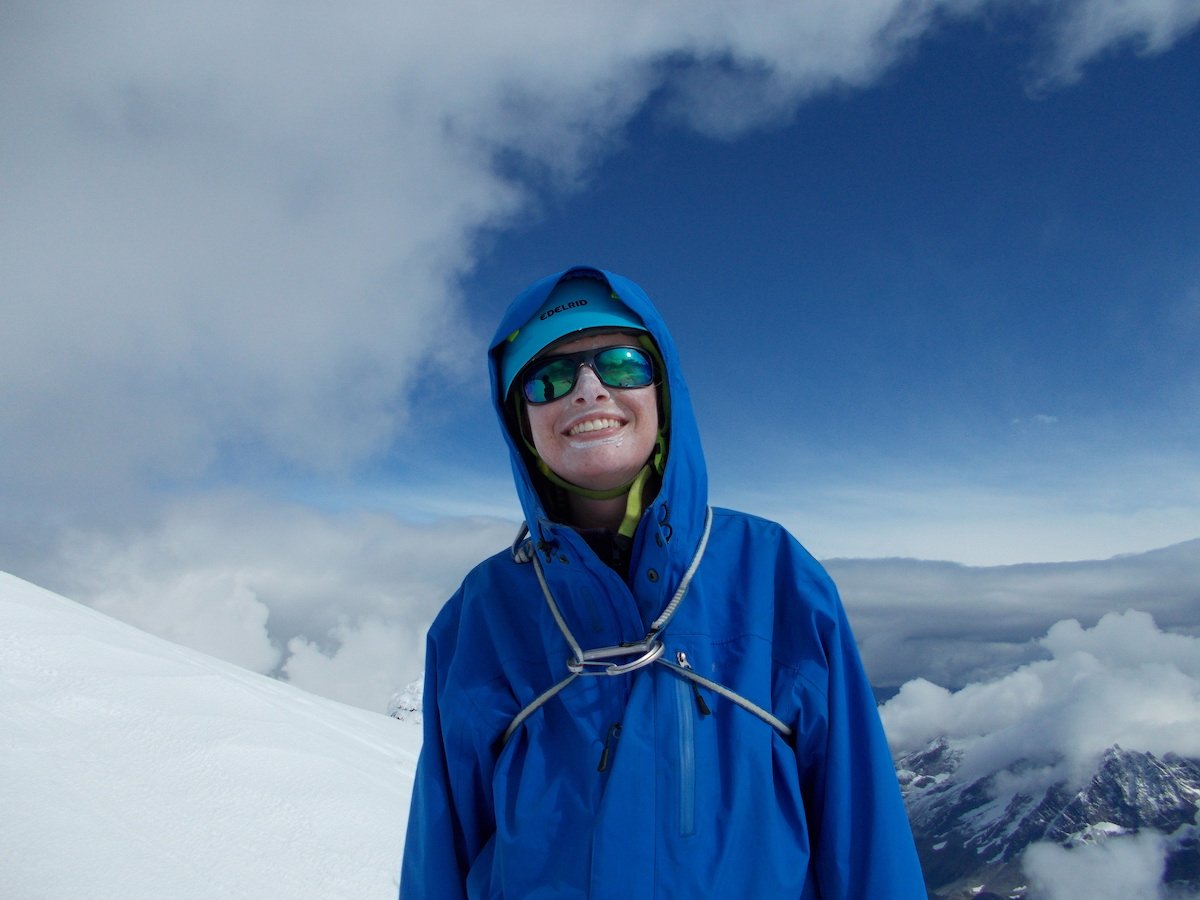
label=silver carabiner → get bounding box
[567,637,665,676]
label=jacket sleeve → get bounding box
[807,574,927,898]
[399,626,469,900]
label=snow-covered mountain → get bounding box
[899,738,1200,898]
[0,571,422,899]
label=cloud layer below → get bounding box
[882,609,1200,784]
[51,493,517,710]
[830,539,1200,689]
[37,493,1200,714]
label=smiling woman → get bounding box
[523,331,660,517]
[498,274,670,545]
[400,265,927,898]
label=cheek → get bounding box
[634,392,660,435]
[524,406,558,456]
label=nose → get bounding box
[570,363,610,402]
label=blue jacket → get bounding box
[401,267,926,898]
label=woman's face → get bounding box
[523,331,659,492]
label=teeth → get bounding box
[569,418,621,436]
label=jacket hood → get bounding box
[488,266,709,618]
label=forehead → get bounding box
[538,329,643,358]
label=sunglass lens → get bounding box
[594,347,654,388]
[522,357,578,403]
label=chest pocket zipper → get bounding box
[597,722,622,772]
[675,651,698,837]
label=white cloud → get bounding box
[50,492,518,712]
[829,539,1200,689]
[1032,0,1200,88]
[2,4,513,506]
[283,616,424,711]
[880,610,1200,786]
[1023,830,1168,900]
[89,565,279,674]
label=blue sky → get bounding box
[410,19,1200,563]
[2,3,1198,707]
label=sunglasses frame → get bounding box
[520,344,658,405]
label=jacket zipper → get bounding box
[675,651,698,836]
[597,722,622,772]
[679,651,712,716]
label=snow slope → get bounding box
[0,571,420,899]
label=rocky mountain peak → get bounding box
[898,739,1200,898]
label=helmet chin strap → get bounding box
[536,462,653,539]
[535,458,642,500]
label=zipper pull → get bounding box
[597,722,622,772]
[692,683,712,717]
[677,651,712,717]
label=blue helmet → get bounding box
[499,272,647,399]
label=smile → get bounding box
[567,417,623,436]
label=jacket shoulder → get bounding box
[703,507,847,677]
[428,544,530,639]
[708,506,835,590]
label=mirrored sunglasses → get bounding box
[520,345,656,404]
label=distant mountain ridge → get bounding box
[898,739,1200,898]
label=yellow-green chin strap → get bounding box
[534,460,654,539]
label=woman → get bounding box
[401,266,926,898]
